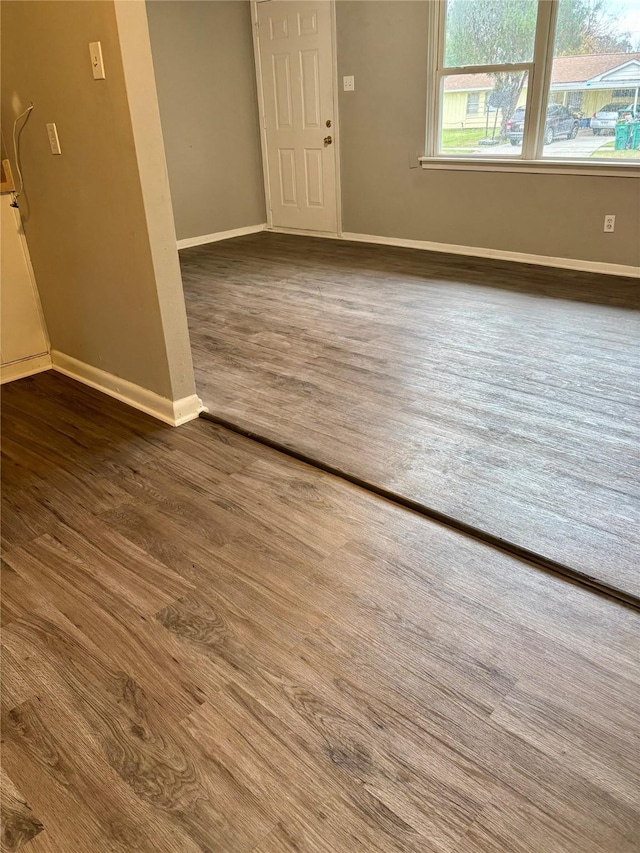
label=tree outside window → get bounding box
[436,0,640,160]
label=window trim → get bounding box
[422,0,640,174]
[418,156,640,177]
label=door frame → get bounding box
[250,0,343,236]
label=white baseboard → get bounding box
[177,223,266,250]
[1,352,52,385]
[51,350,204,427]
[266,226,339,239]
[341,232,640,278]
[176,219,638,276]
[261,226,638,277]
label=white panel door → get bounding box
[257,0,337,232]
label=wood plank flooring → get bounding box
[1,371,640,852]
[179,232,640,598]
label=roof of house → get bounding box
[553,52,640,83]
[444,52,640,91]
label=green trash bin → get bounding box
[631,121,640,151]
[615,121,631,150]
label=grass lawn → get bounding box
[440,128,503,151]
[590,139,640,159]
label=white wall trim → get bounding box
[419,157,640,179]
[267,226,339,239]
[341,232,640,278]
[265,226,639,276]
[115,1,200,406]
[177,224,266,250]
[1,353,52,385]
[251,0,274,230]
[51,351,205,426]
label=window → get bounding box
[424,0,640,169]
[466,92,480,115]
[566,91,583,112]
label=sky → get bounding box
[612,0,640,43]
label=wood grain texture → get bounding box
[179,232,640,598]
[1,371,639,852]
[0,772,43,852]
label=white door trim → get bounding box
[251,0,274,229]
[251,0,342,236]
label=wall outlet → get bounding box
[603,214,616,232]
[46,122,61,155]
[343,75,355,92]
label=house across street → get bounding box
[442,51,640,130]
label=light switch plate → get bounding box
[89,41,106,79]
[343,75,355,92]
[46,123,61,155]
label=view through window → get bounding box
[436,0,640,162]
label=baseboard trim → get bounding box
[51,351,204,426]
[341,232,640,278]
[177,224,266,250]
[266,226,339,239]
[258,226,639,277]
[176,222,638,277]
[1,353,52,385]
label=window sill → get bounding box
[419,157,640,178]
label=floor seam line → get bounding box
[198,411,640,613]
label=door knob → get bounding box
[324,135,333,145]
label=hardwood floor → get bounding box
[2,371,640,852]
[180,232,640,599]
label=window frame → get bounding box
[421,0,640,176]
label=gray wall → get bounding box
[1,0,196,401]
[336,1,640,267]
[147,0,266,241]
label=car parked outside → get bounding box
[591,103,640,135]
[507,103,580,145]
